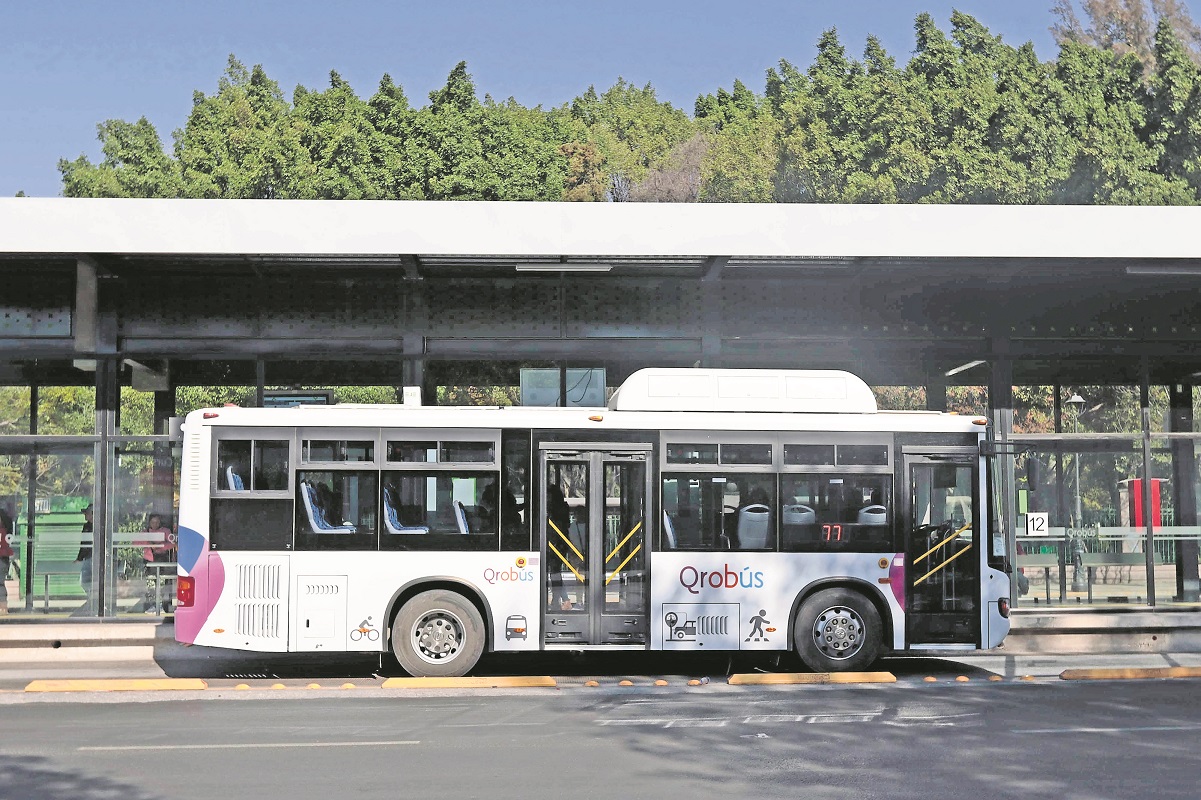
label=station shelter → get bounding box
[1,198,1200,619]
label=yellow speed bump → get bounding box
[728,672,896,686]
[382,676,556,689]
[25,679,208,693]
[1061,666,1201,681]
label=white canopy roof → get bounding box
[1,198,1199,260]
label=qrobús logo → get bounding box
[484,557,535,585]
[679,563,764,595]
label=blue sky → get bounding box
[1,1,1062,197]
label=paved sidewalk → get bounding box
[3,609,1201,674]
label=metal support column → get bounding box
[1169,383,1198,601]
[1140,358,1156,605]
[700,257,727,368]
[987,345,1017,602]
[94,357,118,617]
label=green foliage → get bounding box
[60,118,182,198]
[569,79,697,193]
[56,15,1201,205]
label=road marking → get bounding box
[381,676,556,689]
[442,722,546,728]
[743,714,881,724]
[79,740,420,752]
[1060,666,1201,681]
[1013,725,1201,735]
[597,711,980,729]
[728,671,896,685]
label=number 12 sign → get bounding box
[1025,512,1049,537]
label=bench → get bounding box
[1016,551,1062,603]
[144,562,178,616]
[1080,552,1153,603]
[33,559,81,612]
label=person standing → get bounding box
[74,504,94,611]
[0,505,14,615]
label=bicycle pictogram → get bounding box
[350,617,380,641]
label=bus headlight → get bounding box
[998,596,1010,618]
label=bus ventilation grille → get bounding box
[234,563,284,640]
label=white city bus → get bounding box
[174,368,1011,676]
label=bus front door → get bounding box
[904,453,981,646]
[541,446,651,646]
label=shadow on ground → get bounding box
[155,638,993,682]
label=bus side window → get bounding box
[500,430,531,550]
[780,475,892,552]
[293,470,378,552]
[379,471,501,552]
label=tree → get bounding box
[291,71,389,199]
[366,74,423,199]
[59,118,181,198]
[1051,0,1201,68]
[697,79,781,202]
[560,141,608,201]
[569,79,696,195]
[1053,39,1194,203]
[174,56,311,198]
[1147,19,1201,198]
[630,133,709,202]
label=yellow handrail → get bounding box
[606,521,642,563]
[913,544,973,586]
[547,542,584,583]
[605,543,642,586]
[913,522,972,566]
[548,519,584,561]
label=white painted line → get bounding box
[442,722,546,728]
[1013,725,1200,735]
[664,719,728,728]
[80,740,420,752]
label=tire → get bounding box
[793,588,882,673]
[391,589,486,678]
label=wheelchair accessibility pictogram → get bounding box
[350,617,380,642]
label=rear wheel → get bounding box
[794,588,882,672]
[392,590,485,677]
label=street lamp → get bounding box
[1065,393,1085,525]
[1065,393,1086,592]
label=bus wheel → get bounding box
[794,588,881,672]
[392,590,485,678]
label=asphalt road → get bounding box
[2,673,1200,800]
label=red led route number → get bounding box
[822,524,843,541]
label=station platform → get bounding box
[2,609,1201,664]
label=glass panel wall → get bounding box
[37,387,97,435]
[107,442,179,616]
[1151,435,1201,605]
[0,448,95,617]
[1013,440,1150,606]
[0,387,32,436]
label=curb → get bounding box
[1059,666,1201,681]
[25,678,209,692]
[728,671,896,685]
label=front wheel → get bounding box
[794,588,882,672]
[392,590,486,677]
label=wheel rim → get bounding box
[811,604,865,661]
[411,608,466,665]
